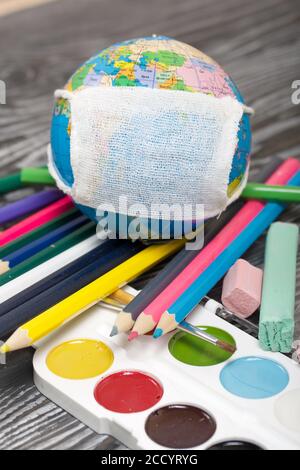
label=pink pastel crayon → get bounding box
[128,158,300,339]
[221,259,263,318]
[0,196,74,246]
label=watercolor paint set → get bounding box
[33,294,300,450]
[0,160,299,451]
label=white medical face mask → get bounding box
[49,86,251,220]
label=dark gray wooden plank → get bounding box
[0,0,299,450]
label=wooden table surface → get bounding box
[0,0,299,450]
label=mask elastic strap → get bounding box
[54,89,74,100]
[243,104,255,115]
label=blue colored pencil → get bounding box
[0,214,89,272]
[153,170,300,338]
[0,189,62,225]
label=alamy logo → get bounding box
[0,80,6,104]
[291,80,300,105]
[94,196,205,250]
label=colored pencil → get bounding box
[153,170,300,338]
[0,222,95,286]
[111,156,284,336]
[0,208,78,259]
[0,239,116,317]
[128,157,300,339]
[0,196,74,246]
[110,202,244,336]
[0,238,184,352]
[242,182,300,203]
[0,235,101,304]
[109,288,135,306]
[20,168,55,186]
[0,214,88,273]
[0,189,62,225]
[0,242,143,339]
[109,294,236,353]
[0,172,23,194]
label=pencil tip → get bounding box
[0,344,9,354]
[110,326,118,337]
[128,331,138,341]
[153,328,163,339]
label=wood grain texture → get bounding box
[0,0,58,18]
[0,0,299,450]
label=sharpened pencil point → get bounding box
[153,328,163,339]
[0,344,9,354]
[128,331,138,341]
[110,325,119,337]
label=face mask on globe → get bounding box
[48,86,253,223]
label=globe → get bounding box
[50,36,251,239]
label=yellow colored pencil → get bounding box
[108,289,134,306]
[0,239,184,353]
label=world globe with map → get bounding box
[50,36,251,238]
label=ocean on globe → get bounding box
[50,36,251,240]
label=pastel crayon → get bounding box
[153,169,300,338]
[129,158,300,339]
[221,259,263,318]
[0,196,74,246]
[0,189,62,225]
[259,222,299,352]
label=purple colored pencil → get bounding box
[0,189,63,225]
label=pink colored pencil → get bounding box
[129,158,300,338]
[0,196,74,247]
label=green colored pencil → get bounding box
[242,183,300,203]
[0,208,79,259]
[0,172,23,194]
[0,222,96,286]
[21,168,55,186]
